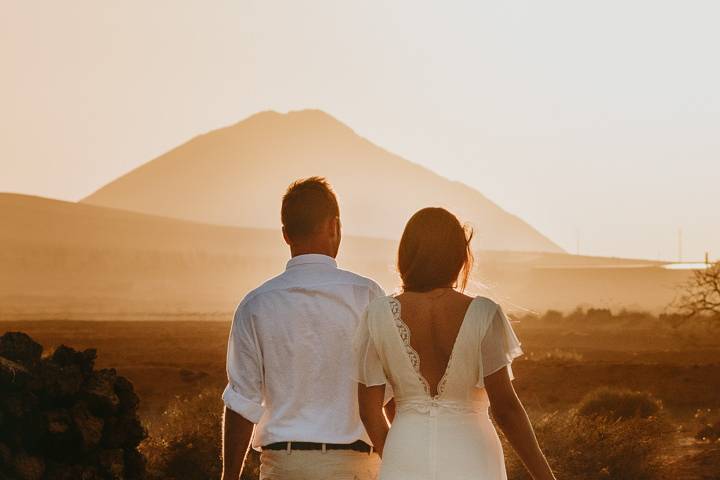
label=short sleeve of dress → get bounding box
[353,308,388,386]
[477,303,523,386]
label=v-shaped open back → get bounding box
[353,295,524,480]
[388,296,477,399]
[354,294,523,414]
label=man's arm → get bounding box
[221,407,255,480]
[222,300,265,479]
[358,384,390,457]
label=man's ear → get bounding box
[282,226,291,246]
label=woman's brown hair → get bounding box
[398,207,474,292]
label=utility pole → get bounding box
[706,251,710,265]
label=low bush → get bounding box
[504,410,670,480]
[141,389,260,480]
[577,387,662,421]
[696,422,720,442]
[694,408,720,442]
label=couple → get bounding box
[221,177,556,480]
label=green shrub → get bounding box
[577,388,662,421]
[140,389,260,480]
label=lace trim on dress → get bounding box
[389,297,434,397]
[435,352,454,397]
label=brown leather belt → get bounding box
[262,440,372,453]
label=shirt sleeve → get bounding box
[479,304,523,384]
[368,280,386,301]
[353,307,388,387]
[222,300,265,423]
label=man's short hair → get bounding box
[281,177,340,241]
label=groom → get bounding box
[221,177,387,480]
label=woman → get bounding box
[354,207,556,480]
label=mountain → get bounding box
[82,110,563,253]
[1,194,683,321]
[0,193,397,320]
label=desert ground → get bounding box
[2,309,719,480]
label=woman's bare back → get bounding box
[394,288,475,397]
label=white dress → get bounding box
[354,296,523,480]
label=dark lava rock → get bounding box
[45,462,102,480]
[0,333,42,369]
[98,449,124,480]
[43,410,81,461]
[114,376,140,413]
[102,414,147,449]
[0,442,11,466]
[71,403,104,451]
[38,360,84,403]
[83,369,120,416]
[11,451,44,480]
[0,333,146,480]
[51,346,97,377]
[0,357,31,391]
[1,391,39,419]
[124,449,147,479]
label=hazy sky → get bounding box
[2,1,718,261]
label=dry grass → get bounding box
[2,309,719,479]
[140,388,259,480]
[504,408,672,480]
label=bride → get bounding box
[354,207,556,480]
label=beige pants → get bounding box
[259,449,381,480]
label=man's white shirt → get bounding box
[222,254,385,449]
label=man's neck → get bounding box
[290,247,335,258]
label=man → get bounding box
[221,177,387,480]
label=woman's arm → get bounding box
[485,367,556,480]
[358,384,390,457]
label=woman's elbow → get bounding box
[490,405,513,425]
[490,398,524,425]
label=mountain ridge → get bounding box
[82,109,563,253]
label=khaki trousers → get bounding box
[259,449,381,480]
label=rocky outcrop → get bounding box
[0,332,146,480]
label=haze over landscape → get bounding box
[0,1,717,317]
[0,110,692,319]
[2,1,719,261]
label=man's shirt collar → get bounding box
[286,254,338,270]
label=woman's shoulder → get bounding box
[471,295,500,308]
[445,292,499,310]
[467,296,504,321]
